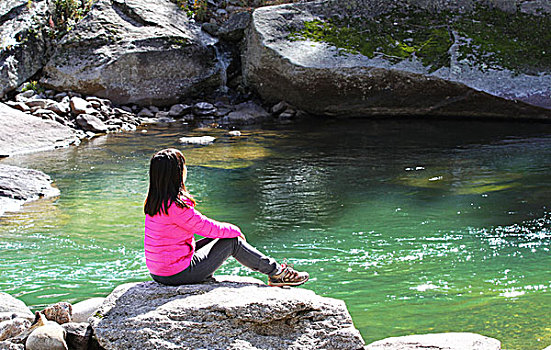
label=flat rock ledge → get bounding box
[365,332,502,350]
[90,276,365,350]
[0,165,60,216]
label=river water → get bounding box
[1,118,550,349]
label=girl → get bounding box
[144,148,309,287]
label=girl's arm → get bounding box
[172,206,242,239]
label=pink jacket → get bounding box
[144,200,242,276]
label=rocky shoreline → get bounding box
[0,276,513,350]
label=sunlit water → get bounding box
[1,118,550,349]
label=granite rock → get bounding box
[90,276,364,350]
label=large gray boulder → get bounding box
[0,0,49,99]
[0,103,78,157]
[0,164,60,216]
[243,0,551,119]
[41,0,220,106]
[91,276,364,350]
[365,332,501,350]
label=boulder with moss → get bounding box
[243,0,551,119]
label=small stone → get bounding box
[271,101,289,115]
[194,102,215,111]
[228,130,241,136]
[17,90,35,100]
[105,118,124,126]
[168,104,191,117]
[214,108,231,117]
[25,322,67,350]
[53,92,68,101]
[5,102,30,112]
[137,108,154,118]
[148,106,159,113]
[71,298,105,324]
[76,115,109,133]
[0,340,24,350]
[121,106,133,113]
[179,136,216,145]
[0,318,31,341]
[25,99,49,109]
[216,8,228,17]
[70,97,90,115]
[33,109,59,121]
[278,109,296,119]
[41,302,72,325]
[62,322,98,350]
[46,102,70,115]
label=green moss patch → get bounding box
[289,5,551,74]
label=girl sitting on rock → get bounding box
[144,148,309,287]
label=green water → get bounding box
[1,119,550,349]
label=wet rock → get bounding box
[41,0,220,106]
[179,136,216,145]
[243,1,551,119]
[76,115,109,133]
[91,276,364,350]
[41,303,72,325]
[25,322,67,350]
[71,298,105,324]
[0,0,49,98]
[218,11,251,42]
[228,130,241,136]
[364,332,501,350]
[0,318,31,341]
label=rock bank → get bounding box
[243,0,551,119]
[90,276,365,350]
[0,102,78,157]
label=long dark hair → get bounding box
[144,148,195,216]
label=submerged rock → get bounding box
[41,0,220,106]
[243,1,551,119]
[91,276,364,350]
[365,332,501,350]
[179,136,216,145]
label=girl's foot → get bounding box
[268,264,309,287]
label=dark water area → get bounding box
[1,118,550,349]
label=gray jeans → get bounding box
[150,237,279,285]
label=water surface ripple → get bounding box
[1,119,550,349]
